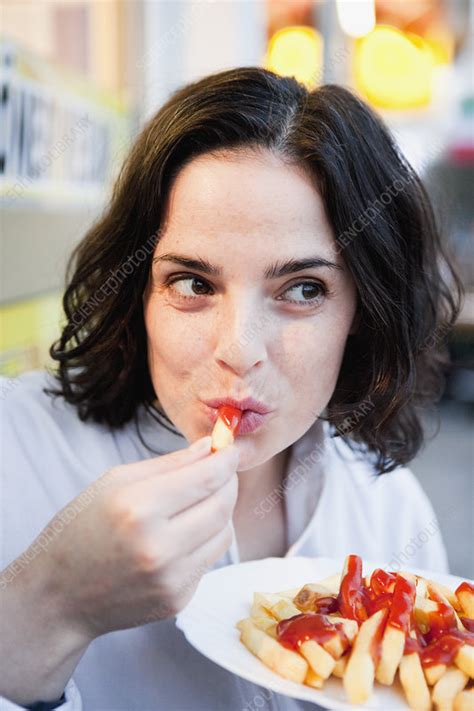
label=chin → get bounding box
[232,437,274,472]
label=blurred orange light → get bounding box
[264,26,323,90]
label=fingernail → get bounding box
[189,436,211,453]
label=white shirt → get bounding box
[0,371,448,711]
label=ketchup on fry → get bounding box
[337,554,368,623]
[386,575,416,633]
[456,581,474,596]
[217,405,242,436]
[210,405,242,452]
[277,613,349,653]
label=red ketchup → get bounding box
[456,581,474,596]
[217,405,242,435]
[460,617,474,632]
[404,592,474,667]
[210,405,242,452]
[337,554,368,623]
[386,576,416,633]
[369,569,398,597]
[314,597,339,615]
[297,554,474,672]
[277,613,349,653]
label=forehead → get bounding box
[159,149,336,258]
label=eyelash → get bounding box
[165,274,328,307]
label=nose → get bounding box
[213,295,269,376]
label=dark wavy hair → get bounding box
[48,66,463,474]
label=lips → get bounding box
[203,396,274,435]
[204,396,272,415]
[236,410,270,435]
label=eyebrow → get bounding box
[153,253,343,277]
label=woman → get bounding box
[0,67,463,710]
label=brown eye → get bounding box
[168,276,213,298]
[279,281,327,305]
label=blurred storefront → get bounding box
[1,0,473,401]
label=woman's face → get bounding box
[143,149,358,471]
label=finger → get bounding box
[114,436,213,484]
[160,474,238,554]
[177,522,234,584]
[128,445,240,518]
[155,524,234,617]
[148,436,213,475]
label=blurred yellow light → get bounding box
[424,27,454,65]
[354,26,436,109]
[264,26,323,90]
[336,0,375,38]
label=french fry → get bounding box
[425,664,448,686]
[399,571,418,586]
[251,592,280,619]
[333,654,349,678]
[453,688,474,711]
[343,609,387,704]
[210,406,241,452]
[327,616,358,644]
[238,559,474,710]
[270,598,301,621]
[428,581,462,612]
[299,639,336,679]
[317,573,341,595]
[293,583,335,612]
[245,616,278,638]
[429,587,466,631]
[415,597,440,629]
[399,651,432,711]
[376,624,407,685]
[251,592,300,621]
[454,643,474,678]
[432,667,468,711]
[455,583,474,620]
[398,572,431,601]
[320,629,349,660]
[376,576,416,685]
[279,587,301,598]
[416,577,429,599]
[210,416,234,451]
[305,668,324,689]
[238,618,308,684]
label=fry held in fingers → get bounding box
[236,553,474,709]
[211,405,242,452]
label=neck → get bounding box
[236,447,291,510]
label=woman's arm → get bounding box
[0,553,90,705]
[1,436,239,705]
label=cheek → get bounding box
[144,298,214,403]
[276,317,351,416]
[144,300,196,377]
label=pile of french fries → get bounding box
[237,555,474,710]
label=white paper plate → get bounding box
[176,556,467,710]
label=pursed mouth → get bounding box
[203,396,273,416]
[203,402,272,435]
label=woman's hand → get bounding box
[52,435,240,635]
[0,436,239,703]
